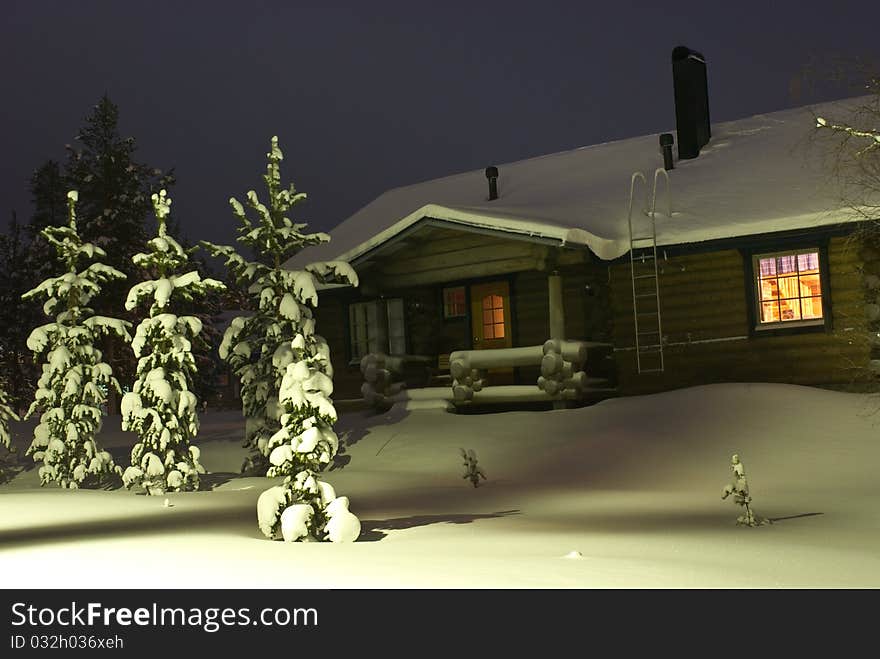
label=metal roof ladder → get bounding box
[627,168,671,374]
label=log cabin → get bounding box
[283,47,878,404]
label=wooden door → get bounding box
[470,281,512,350]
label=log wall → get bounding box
[316,228,614,397]
[371,230,546,289]
[312,294,364,399]
[609,235,871,394]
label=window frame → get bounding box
[480,293,507,340]
[742,242,832,338]
[385,297,407,355]
[347,297,407,363]
[441,285,467,319]
[348,300,380,362]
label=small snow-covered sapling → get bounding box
[460,448,487,488]
[721,454,770,527]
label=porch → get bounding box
[357,339,616,413]
[328,221,617,410]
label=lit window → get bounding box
[443,286,466,318]
[481,294,505,339]
[753,250,823,327]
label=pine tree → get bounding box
[28,161,68,233]
[64,96,175,279]
[204,136,359,541]
[27,161,69,285]
[22,191,129,488]
[257,348,361,542]
[0,213,40,410]
[202,136,357,475]
[121,190,225,495]
[176,249,225,407]
[0,383,20,480]
[63,95,175,412]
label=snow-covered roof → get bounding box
[285,96,870,269]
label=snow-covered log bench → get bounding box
[360,353,433,409]
[450,339,610,403]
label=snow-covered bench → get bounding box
[359,353,433,409]
[449,339,611,403]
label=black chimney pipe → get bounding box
[671,46,711,160]
[485,166,499,201]
[659,133,674,170]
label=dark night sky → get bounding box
[3,0,878,250]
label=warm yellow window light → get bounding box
[755,251,823,325]
[481,294,505,339]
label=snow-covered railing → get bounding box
[360,353,432,409]
[450,339,609,403]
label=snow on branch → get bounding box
[206,136,359,540]
[0,385,20,463]
[122,190,225,495]
[20,190,127,488]
[305,260,359,287]
[816,116,880,157]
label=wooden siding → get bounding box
[367,227,562,289]
[609,236,870,394]
[317,225,611,397]
[313,295,363,399]
[315,229,870,401]
[512,263,613,384]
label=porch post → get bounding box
[548,271,565,339]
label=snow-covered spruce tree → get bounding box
[0,213,40,410]
[721,454,770,527]
[257,364,361,542]
[64,96,176,415]
[121,190,225,495]
[202,135,358,541]
[201,136,357,476]
[21,190,129,488]
[0,384,20,479]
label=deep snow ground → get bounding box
[1,383,878,588]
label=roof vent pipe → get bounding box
[485,166,499,201]
[659,133,674,170]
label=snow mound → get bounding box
[280,504,314,542]
[324,496,361,543]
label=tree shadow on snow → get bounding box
[358,509,520,542]
[335,404,410,450]
[329,406,410,471]
[0,457,27,483]
[200,471,241,490]
[522,509,826,534]
[0,505,258,550]
[767,512,823,523]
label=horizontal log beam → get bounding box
[451,345,545,372]
[379,242,538,276]
[375,256,543,289]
